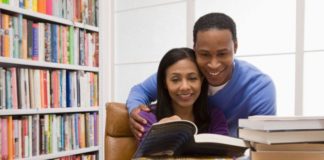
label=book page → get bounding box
[248,115,324,121]
[180,133,248,157]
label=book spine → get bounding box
[27,20,33,59]
[32,23,39,60]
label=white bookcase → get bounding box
[0,0,111,159]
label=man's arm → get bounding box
[126,73,158,139]
[249,77,277,116]
[126,73,158,113]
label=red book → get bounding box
[43,71,49,108]
[1,117,8,159]
[10,68,18,109]
[46,0,53,15]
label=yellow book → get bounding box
[79,114,86,148]
[32,0,38,11]
[8,116,13,160]
[2,14,10,57]
[24,0,30,10]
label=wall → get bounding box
[303,0,324,115]
[112,0,323,116]
[114,0,191,102]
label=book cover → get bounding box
[134,120,248,158]
[239,128,324,144]
[239,115,324,131]
[251,151,324,160]
[251,142,324,151]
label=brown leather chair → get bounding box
[105,102,137,160]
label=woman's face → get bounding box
[165,58,203,109]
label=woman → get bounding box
[139,48,228,142]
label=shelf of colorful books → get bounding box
[0,57,99,72]
[22,146,99,160]
[1,112,99,159]
[0,107,99,116]
[0,3,99,32]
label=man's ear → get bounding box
[234,42,238,54]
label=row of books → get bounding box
[238,115,324,160]
[0,0,98,26]
[54,153,97,160]
[0,12,99,66]
[0,67,99,109]
[0,113,98,159]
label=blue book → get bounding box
[32,23,39,60]
[27,20,33,59]
[18,15,23,59]
[66,71,72,107]
[5,69,12,109]
[19,0,24,8]
[51,24,57,63]
[74,114,79,148]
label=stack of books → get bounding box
[238,115,324,160]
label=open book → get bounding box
[133,120,249,158]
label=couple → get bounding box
[127,12,276,141]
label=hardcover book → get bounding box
[239,128,324,144]
[133,120,248,158]
[239,115,324,131]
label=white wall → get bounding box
[113,0,324,116]
[114,0,190,102]
[303,0,324,115]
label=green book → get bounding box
[68,26,74,64]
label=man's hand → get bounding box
[129,104,150,140]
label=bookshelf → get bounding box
[0,0,110,159]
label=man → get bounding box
[126,12,276,138]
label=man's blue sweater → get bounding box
[126,59,276,137]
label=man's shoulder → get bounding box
[234,59,272,82]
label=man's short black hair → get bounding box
[193,12,237,46]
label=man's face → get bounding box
[194,29,237,87]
